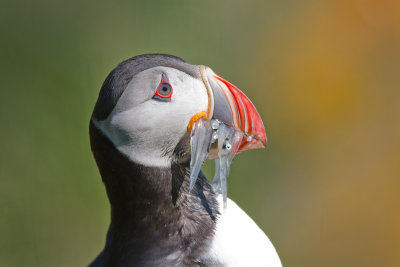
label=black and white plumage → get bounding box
[89,54,281,266]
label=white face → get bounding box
[93,66,209,167]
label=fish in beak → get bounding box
[187,66,267,208]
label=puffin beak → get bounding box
[198,65,267,152]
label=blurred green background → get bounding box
[1,0,399,266]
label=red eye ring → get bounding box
[153,73,173,101]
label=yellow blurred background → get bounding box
[1,0,399,266]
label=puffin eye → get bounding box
[153,73,173,102]
[158,83,172,96]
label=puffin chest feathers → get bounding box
[90,120,220,266]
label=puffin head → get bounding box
[91,54,266,168]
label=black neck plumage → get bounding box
[89,121,219,266]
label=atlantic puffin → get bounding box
[89,54,282,267]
